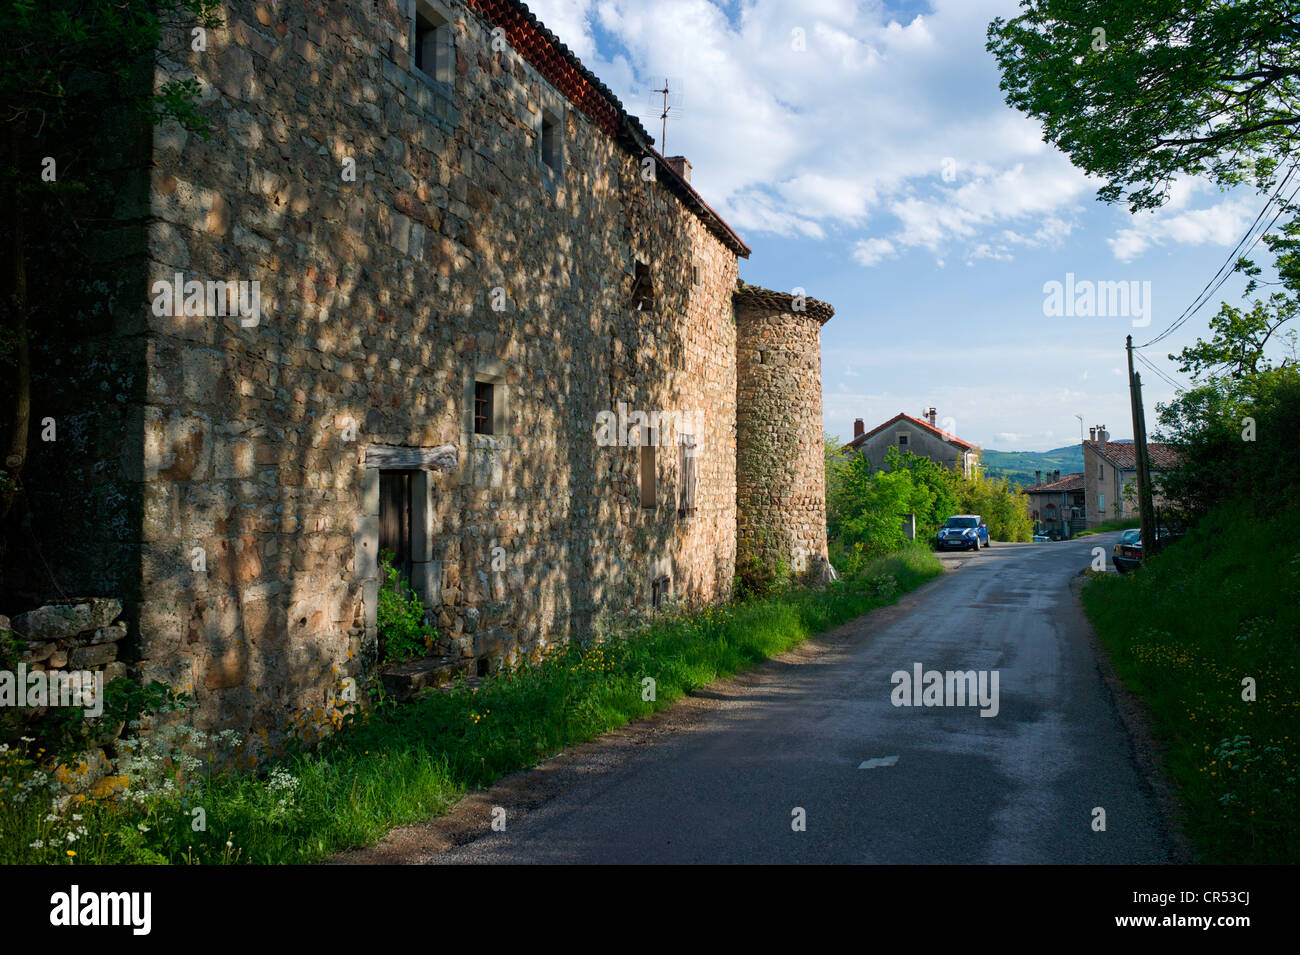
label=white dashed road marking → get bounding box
[858,755,899,769]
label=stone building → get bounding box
[1021,471,1085,538]
[4,0,834,734]
[846,409,979,478]
[1081,427,1179,526]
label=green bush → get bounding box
[1154,364,1300,521]
[826,441,1032,559]
[959,471,1033,542]
[376,553,438,665]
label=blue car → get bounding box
[936,515,990,551]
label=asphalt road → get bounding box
[432,533,1175,864]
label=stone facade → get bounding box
[1021,471,1085,537]
[848,412,979,478]
[734,287,833,582]
[1081,436,1179,526]
[4,0,834,736]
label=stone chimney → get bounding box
[1089,426,1096,441]
[926,407,937,426]
[1035,469,1042,484]
[853,418,864,439]
[665,156,692,184]
[1098,425,1109,443]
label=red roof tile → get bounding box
[734,283,834,324]
[1085,441,1180,470]
[848,413,980,451]
[1021,472,1084,493]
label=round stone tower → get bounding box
[733,283,835,585]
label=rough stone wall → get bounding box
[135,0,739,733]
[734,290,830,582]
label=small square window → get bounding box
[413,2,452,84]
[898,433,909,446]
[474,381,494,435]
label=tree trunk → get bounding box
[3,121,31,522]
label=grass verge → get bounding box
[1,544,942,864]
[1081,500,1300,863]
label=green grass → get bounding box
[1075,517,1141,536]
[1081,500,1300,863]
[1,544,942,864]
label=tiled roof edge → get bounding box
[733,283,834,323]
[467,0,750,257]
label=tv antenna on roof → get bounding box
[651,77,684,152]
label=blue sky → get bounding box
[526,0,1284,451]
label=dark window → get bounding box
[474,381,494,435]
[541,112,560,170]
[631,260,654,311]
[640,443,656,509]
[414,6,451,82]
[379,469,414,584]
[1098,463,1104,478]
[898,433,909,446]
[678,434,697,517]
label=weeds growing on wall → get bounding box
[376,552,439,665]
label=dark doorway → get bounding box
[379,469,415,583]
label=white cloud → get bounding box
[852,237,896,266]
[1108,193,1257,262]
[528,0,1088,262]
[523,0,1258,273]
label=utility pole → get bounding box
[1126,336,1157,560]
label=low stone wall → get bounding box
[7,599,128,684]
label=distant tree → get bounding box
[1153,364,1300,519]
[988,0,1300,377]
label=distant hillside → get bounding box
[979,440,1136,486]
[979,445,1084,487]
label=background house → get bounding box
[846,408,979,478]
[1021,470,1085,537]
[1081,426,1180,526]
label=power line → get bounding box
[1139,159,1300,350]
[1134,349,1186,392]
[1139,161,1298,349]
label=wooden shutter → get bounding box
[678,434,697,516]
